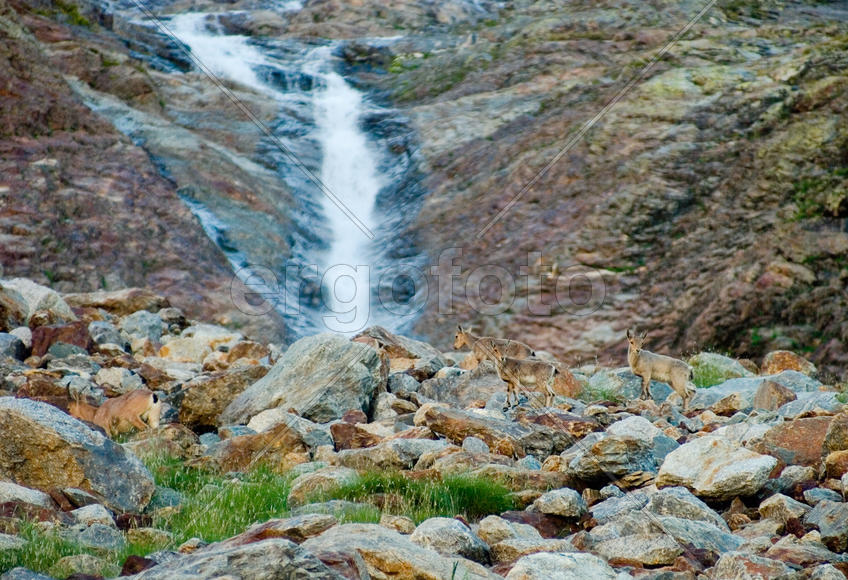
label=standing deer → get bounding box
[626,329,696,410]
[453,325,535,368]
[491,344,558,409]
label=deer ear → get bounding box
[626,329,632,339]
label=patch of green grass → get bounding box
[314,471,516,524]
[142,454,295,545]
[578,384,624,404]
[692,366,728,389]
[0,520,159,577]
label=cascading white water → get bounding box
[168,12,389,335]
[168,13,269,95]
[308,51,383,333]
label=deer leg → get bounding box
[128,414,149,431]
[641,375,651,400]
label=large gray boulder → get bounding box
[221,334,385,425]
[644,486,728,530]
[656,435,777,500]
[410,517,491,564]
[530,488,587,518]
[0,398,154,513]
[123,538,343,579]
[302,523,499,579]
[505,552,621,580]
[1,278,76,325]
[689,371,823,411]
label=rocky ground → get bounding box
[1,276,848,578]
[2,0,848,379]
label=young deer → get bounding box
[491,344,558,408]
[453,325,535,368]
[626,329,696,410]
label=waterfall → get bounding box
[165,12,419,337]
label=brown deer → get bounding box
[453,325,535,369]
[95,389,162,438]
[626,330,695,410]
[491,344,558,408]
[69,388,162,438]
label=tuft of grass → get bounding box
[143,453,295,545]
[313,471,516,524]
[578,385,624,404]
[0,520,160,577]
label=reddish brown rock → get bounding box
[220,514,337,546]
[311,550,370,580]
[136,363,172,389]
[196,422,311,472]
[15,371,69,410]
[755,416,832,466]
[227,341,270,363]
[513,408,601,440]
[31,321,92,357]
[63,288,169,317]
[341,409,368,424]
[330,422,384,451]
[712,552,792,579]
[762,351,817,376]
[414,403,559,458]
[765,534,844,567]
[384,426,436,441]
[499,510,576,539]
[179,365,269,429]
[752,380,797,411]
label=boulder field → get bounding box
[1,277,847,578]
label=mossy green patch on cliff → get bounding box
[54,0,91,27]
[792,168,848,220]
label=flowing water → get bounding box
[162,10,424,337]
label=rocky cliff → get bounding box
[2,0,847,377]
[0,0,287,341]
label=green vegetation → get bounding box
[688,352,752,388]
[143,453,295,545]
[0,520,161,577]
[54,0,91,27]
[312,470,516,524]
[578,384,624,404]
[792,167,848,221]
[720,0,765,20]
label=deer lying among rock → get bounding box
[69,388,162,438]
[453,325,535,369]
[491,344,558,408]
[626,329,696,410]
